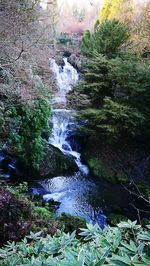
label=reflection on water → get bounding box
[39,172,106,227]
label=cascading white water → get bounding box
[31,57,106,227]
[50,58,78,106]
[49,58,89,175]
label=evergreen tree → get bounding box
[81,19,129,57]
[79,19,150,143]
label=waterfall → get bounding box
[50,58,78,106]
[49,58,89,175]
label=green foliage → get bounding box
[108,213,128,226]
[0,220,150,265]
[57,37,72,45]
[81,30,91,56]
[79,26,150,143]
[34,207,52,220]
[81,19,129,58]
[9,98,51,169]
[80,53,113,104]
[8,182,28,200]
[57,213,86,234]
[80,98,145,141]
[88,158,109,179]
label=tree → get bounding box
[79,24,150,143]
[100,0,124,21]
[0,0,56,167]
[79,97,145,140]
[81,19,129,57]
[80,53,113,105]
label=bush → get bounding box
[0,185,55,246]
[57,213,86,235]
[0,220,150,265]
[9,98,51,169]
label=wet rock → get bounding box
[63,51,71,57]
[68,53,87,73]
[55,56,65,67]
[0,173,10,180]
[38,145,78,178]
[67,91,92,109]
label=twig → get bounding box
[14,41,24,61]
[123,184,150,204]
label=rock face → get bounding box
[67,91,92,110]
[68,54,83,72]
[0,144,78,180]
[39,145,78,178]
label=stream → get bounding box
[29,58,149,227]
[35,57,107,227]
[0,57,149,227]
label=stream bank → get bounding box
[0,56,150,228]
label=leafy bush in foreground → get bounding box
[0,220,150,266]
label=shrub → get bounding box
[34,207,52,220]
[9,98,51,169]
[0,185,55,246]
[57,213,86,235]
[0,220,150,265]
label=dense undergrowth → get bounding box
[0,220,150,266]
[0,0,55,169]
[0,183,86,247]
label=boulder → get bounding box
[55,56,65,67]
[68,54,87,73]
[63,51,72,57]
[67,91,92,110]
[38,145,78,178]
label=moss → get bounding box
[87,158,117,183]
[87,158,129,184]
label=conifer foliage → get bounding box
[79,18,150,144]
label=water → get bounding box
[40,57,106,226]
[1,57,148,227]
[36,58,149,226]
[41,173,106,226]
[50,58,78,107]
[49,109,89,175]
